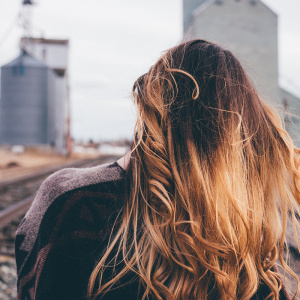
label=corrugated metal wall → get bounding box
[20,38,70,155]
[0,43,70,154]
[53,75,68,154]
[0,51,53,145]
[46,68,57,147]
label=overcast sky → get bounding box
[0,0,299,142]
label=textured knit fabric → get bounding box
[15,161,292,300]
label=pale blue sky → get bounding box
[0,0,299,141]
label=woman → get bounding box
[16,39,300,300]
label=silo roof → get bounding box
[2,50,48,69]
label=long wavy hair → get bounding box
[88,40,300,299]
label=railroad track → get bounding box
[0,195,34,230]
[0,154,121,231]
[0,155,115,194]
[0,157,100,212]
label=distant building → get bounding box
[0,38,71,155]
[183,0,300,145]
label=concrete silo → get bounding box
[0,50,53,146]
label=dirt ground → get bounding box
[0,148,100,182]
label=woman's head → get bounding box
[133,39,281,161]
[89,40,300,300]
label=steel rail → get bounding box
[0,157,99,189]
[0,154,122,229]
[0,194,35,229]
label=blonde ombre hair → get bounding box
[88,40,300,299]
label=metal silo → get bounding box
[0,50,50,145]
[20,37,71,155]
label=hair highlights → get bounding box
[88,40,300,299]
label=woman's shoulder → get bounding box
[34,160,126,203]
[15,161,126,299]
[16,161,126,268]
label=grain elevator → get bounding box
[0,0,71,155]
